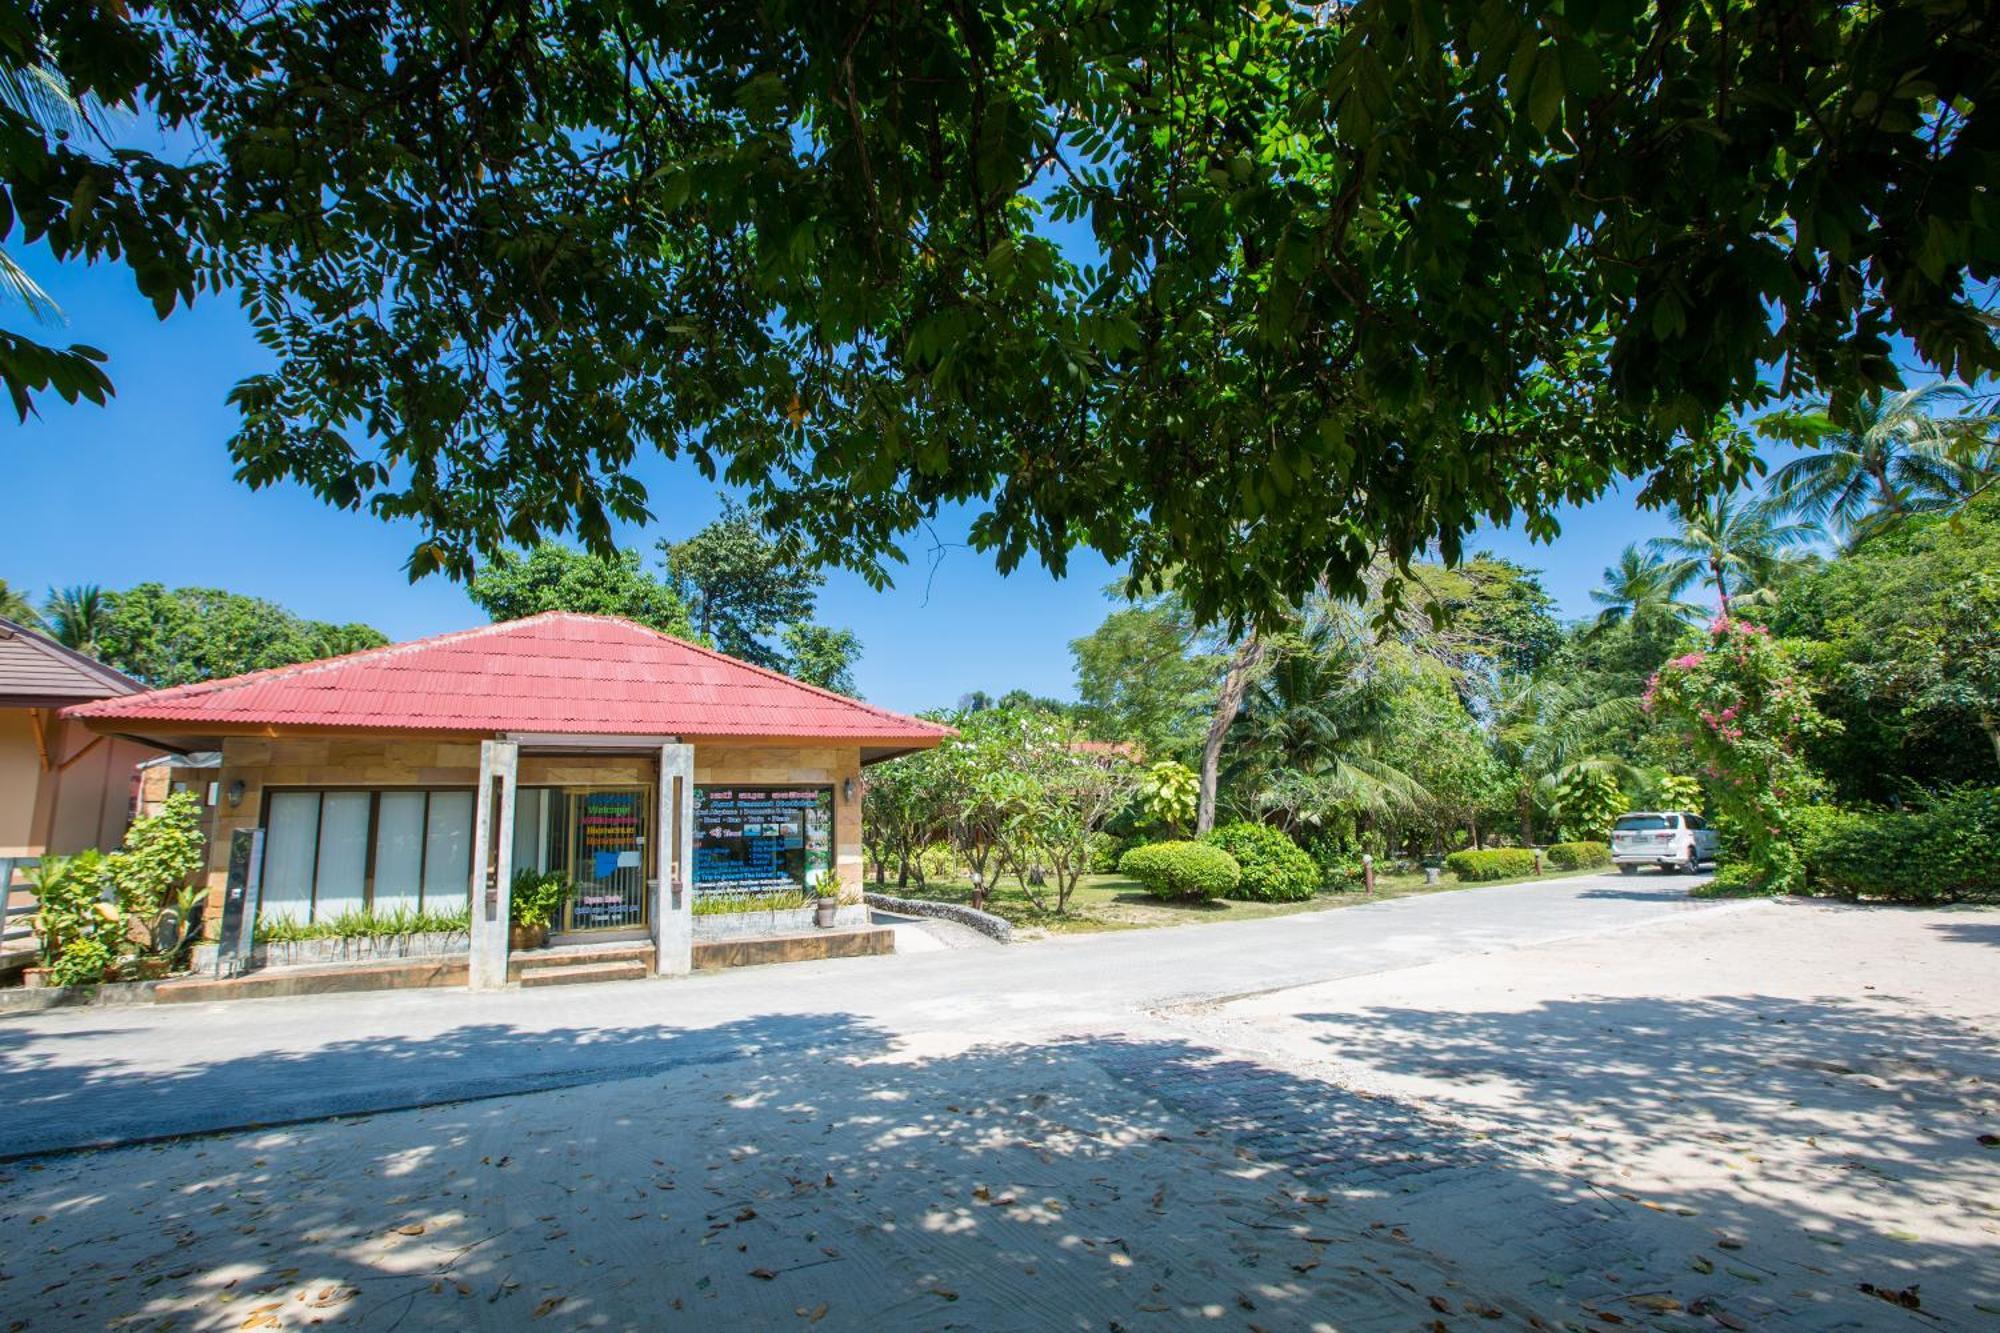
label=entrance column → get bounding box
[468,739,519,990]
[655,742,695,975]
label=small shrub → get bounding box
[916,842,959,882]
[1303,833,1364,891]
[692,889,810,915]
[1696,860,1771,898]
[510,870,573,929]
[1118,841,1241,901]
[1544,840,1610,871]
[1200,822,1319,901]
[1444,848,1538,882]
[1789,787,2000,903]
[1086,831,1124,874]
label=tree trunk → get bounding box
[1197,634,1264,834]
[896,848,910,889]
[1871,460,1906,516]
[1987,718,2000,771]
[1712,557,1730,618]
[1518,784,1534,846]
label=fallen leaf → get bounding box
[805,1304,828,1323]
[393,1222,426,1236]
[533,1295,565,1318]
[750,1268,777,1281]
[1625,1294,1681,1313]
[1690,1255,1714,1274]
[1978,1134,1999,1149]
[1858,1282,1921,1310]
[973,1186,991,1203]
[1429,1296,1452,1313]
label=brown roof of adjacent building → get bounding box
[0,616,142,706]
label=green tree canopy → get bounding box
[780,623,861,695]
[9,2,1997,627]
[466,544,694,639]
[1070,590,1223,764]
[659,501,824,670]
[95,584,389,687]
[1767,490,2000,798]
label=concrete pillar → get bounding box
[655,742,695,976]
[468,739,519,991]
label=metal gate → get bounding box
[563,787,650,931]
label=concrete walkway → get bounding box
[0,872,1728,1158]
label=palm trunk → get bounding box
[1197,634,1265,834]
[1712,557,1730,618]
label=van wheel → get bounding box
[1619,864,1638,876]
[1682,854,1701,875]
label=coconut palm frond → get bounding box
[0,249,63,325]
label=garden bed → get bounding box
[190,929,469,973]
[878,864,1610,938]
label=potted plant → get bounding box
[24,851,122,988]
[812,872,840,928]
[510,870,571,950]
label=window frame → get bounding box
[257,784,477,920]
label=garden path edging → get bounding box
[865,892,1013,943]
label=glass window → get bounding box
[372,793,428,914]
[257,787,476,922]
[1686,815,1706,831]
[692,787,834,898]
[313,793,371,919]
[423,791,474,909]
[262,792,320,923]
[1613,815,1672,833]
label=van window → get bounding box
[1685,815,1706,831]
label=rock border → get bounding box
[865,892,1013,944]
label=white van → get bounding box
[1610,811,1718,874]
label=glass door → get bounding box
[563,788,650,931]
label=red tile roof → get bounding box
[63,612,952,744]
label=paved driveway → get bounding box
[0,871,1727,1158]
[4,873,1995,1331]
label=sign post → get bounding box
[215,828,265,978]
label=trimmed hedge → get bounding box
[1119,841,1242,901]
[1791,787,2000,903]
[1444,848,1538,882]
[1200,822,1320,901]
[1545,840,1610,870]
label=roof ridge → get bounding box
[598,615,949,735]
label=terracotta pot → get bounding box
[23,967,51,989]
[510,923,550,951]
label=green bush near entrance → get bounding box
[1200,822,1320,901]
[1119,841,1241,901]
[1445,848,1538,881]
[1544,840,1611,870]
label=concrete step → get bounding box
[508,943,654,981]
[517,959,649,988]
[693,925,895,972]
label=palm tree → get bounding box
[1224,621,1423,834]
[41,584,110,655]
[0,578,42,627]
[1758,382,1984,538]
[1648,492,1816,618]
[1491,673,1642,844]
[0,57,84,327]
[1588,545,1699,634]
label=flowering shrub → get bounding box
[1644,618,1835,892]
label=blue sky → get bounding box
[6,248,1721,715]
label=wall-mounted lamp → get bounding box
[842,777,855,803]
[226,780,245,808]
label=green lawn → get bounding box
[874,863,1609,938]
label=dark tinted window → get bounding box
[1614,815,1672,832]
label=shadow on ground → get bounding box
[1277,990,2000,1328]
[2,1015,1544,1332]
